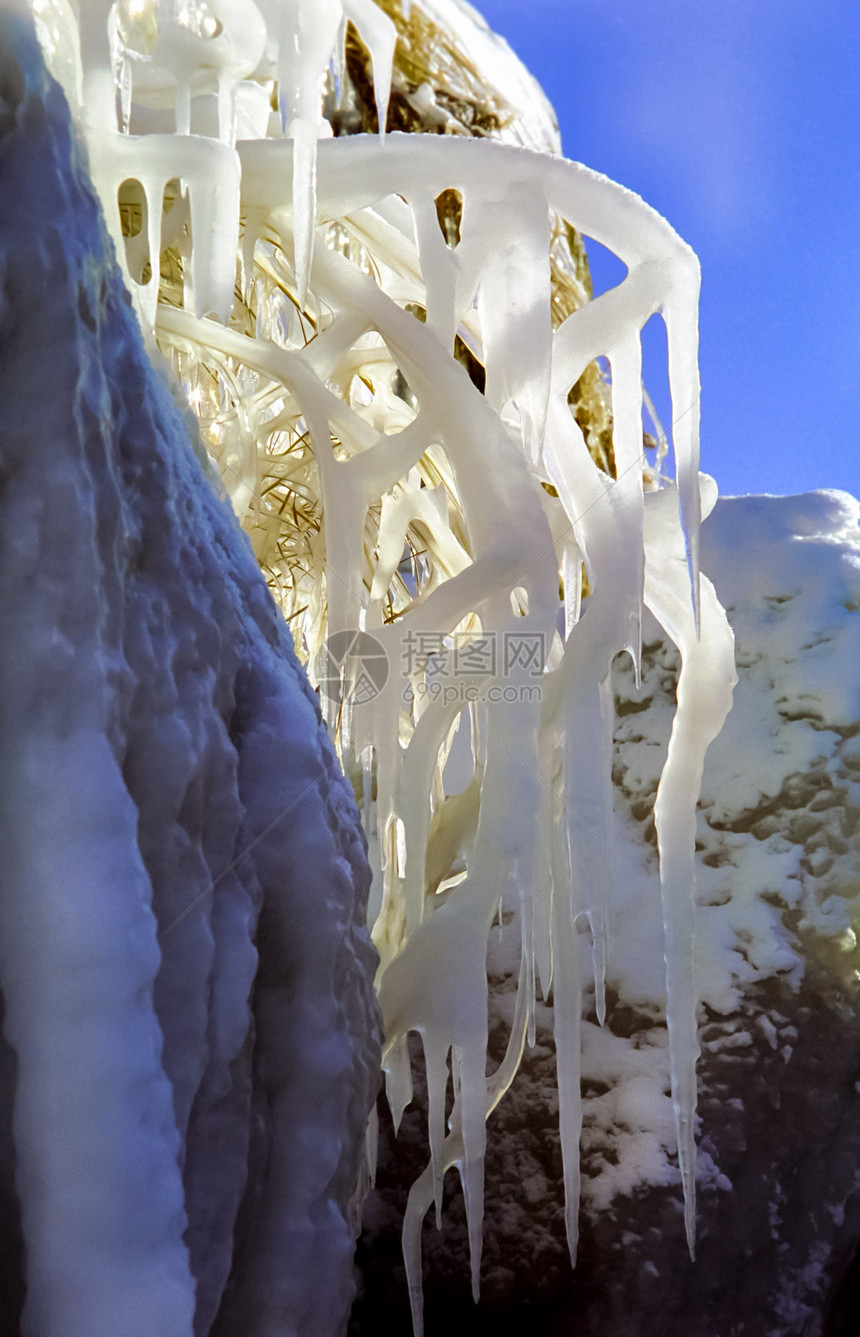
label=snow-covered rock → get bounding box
[353,489,860,1337]
[0,14,381,1337]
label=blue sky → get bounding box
[478,0,860,501]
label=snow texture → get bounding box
[0,14,381,1336]
[595,486,860,1204]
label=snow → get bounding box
[571,486,860,1211]
[412,0,562,154]
[0,11,380,1335]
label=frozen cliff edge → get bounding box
[0,16,381,1337]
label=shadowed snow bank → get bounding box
[0,16,381,1337]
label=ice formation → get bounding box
[355,487,860,1331]
[17,0,739,1331]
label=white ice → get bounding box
[22,0,758,1332]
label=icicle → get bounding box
[400,699,461,932]
[643,478,737,1254]
[562,541,583,639]
[175,73,191,134]
[383,1032,413,1136]
[143,170,165,330]
[531,745,556,1004]
[216,71,236,146]
[552,817,583,1265]
[182,140,241,320]
[343,0,396,138]
[557,669,613,1027]
[664,275,704,627]
[262,0,340,302]
[456,1040,486,1304]
[421,1032,449,1227]
[118,52,133,133]
[467,187,553,463]
[332,16,347,104]
[410,188,458,351]
[607,326,645,667]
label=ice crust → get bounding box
[20,0,749,1331]
[0,14,380,1335]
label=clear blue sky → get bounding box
[478,0,860,501]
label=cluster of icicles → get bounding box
[33,0,737,1328]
